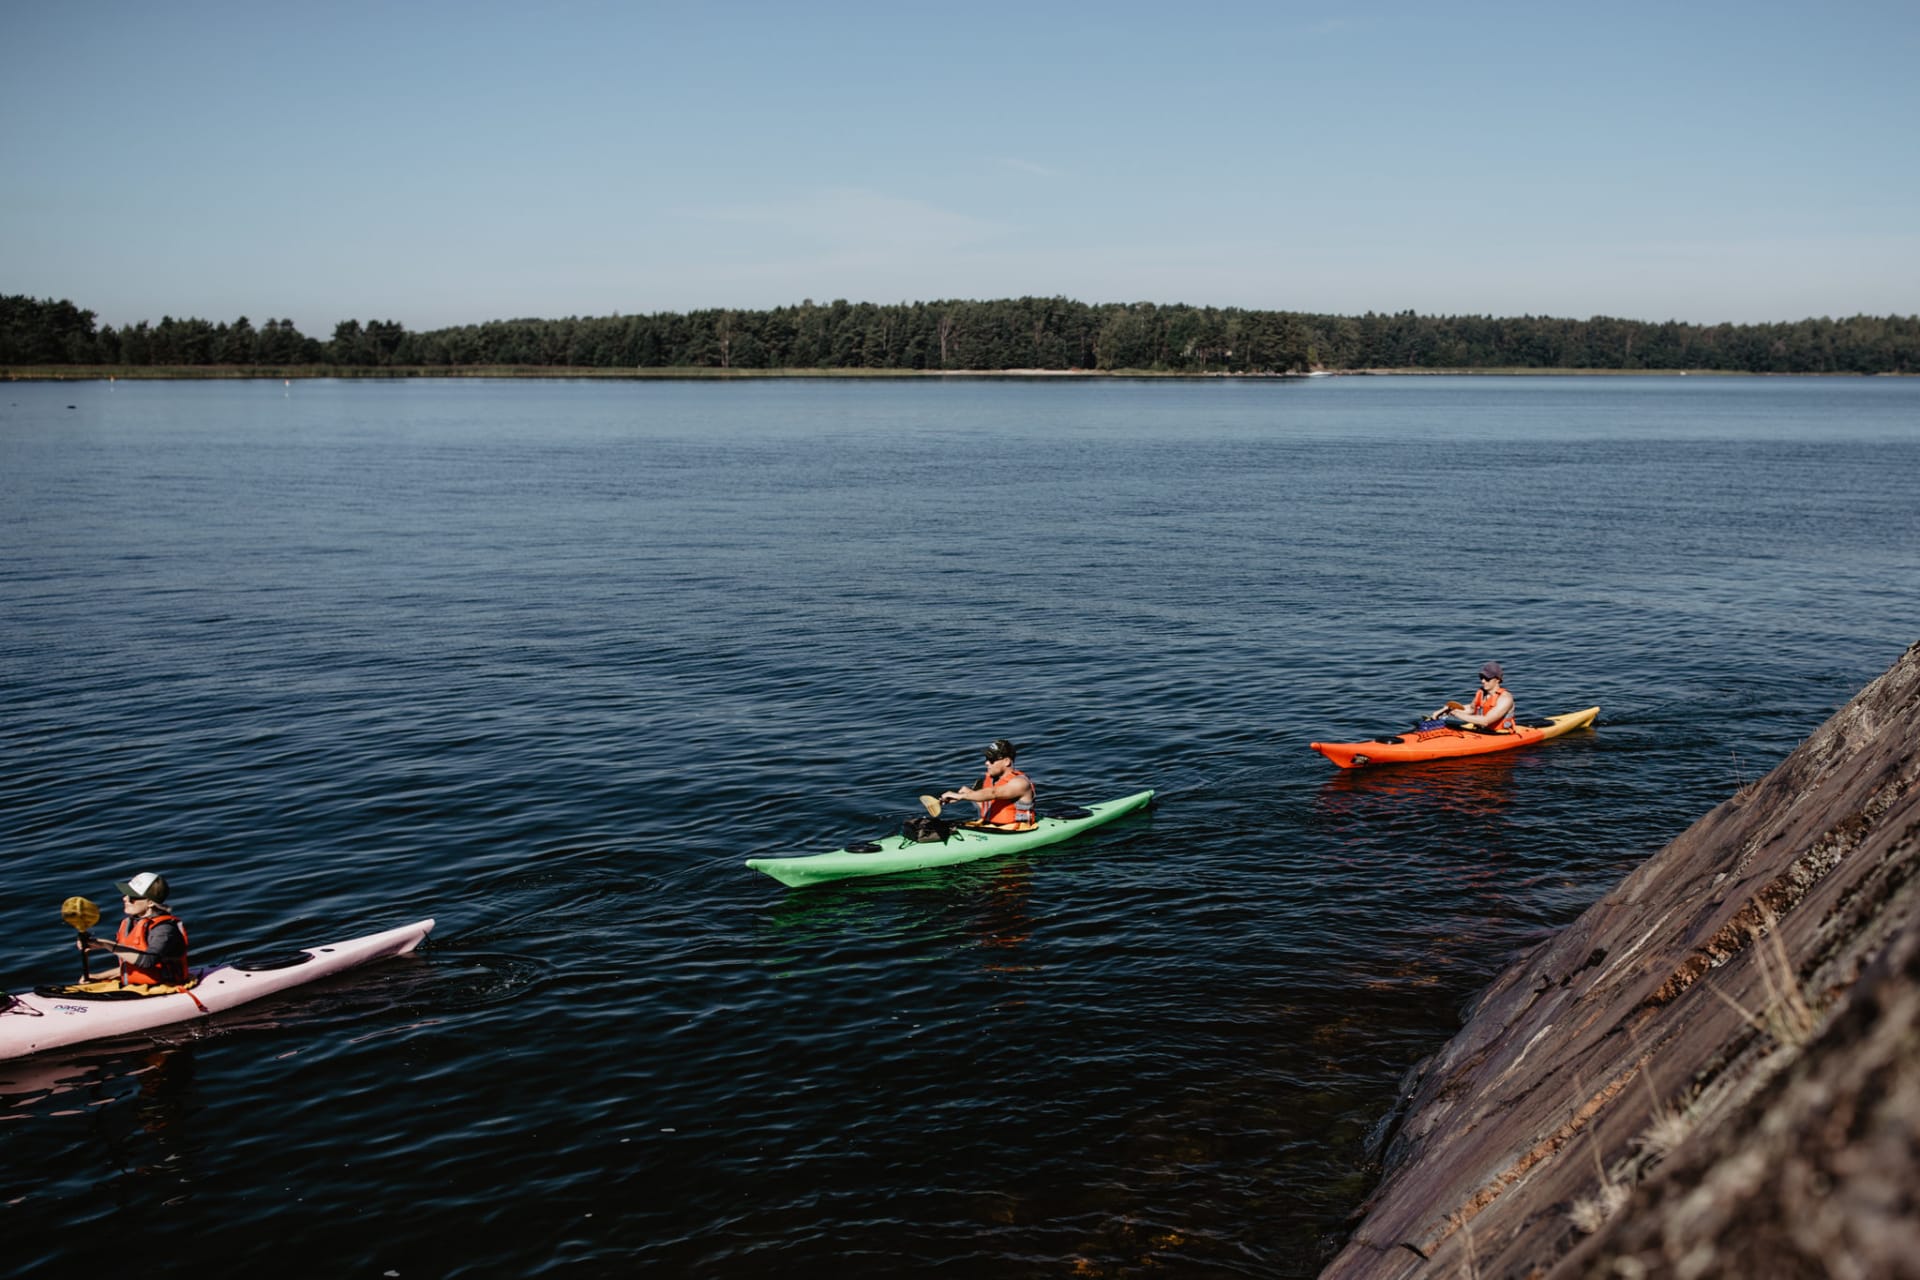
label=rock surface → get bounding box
[1322,640,1920,1280]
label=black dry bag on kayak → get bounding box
[901,815,959,843]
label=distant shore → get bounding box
[5,364,1906,383]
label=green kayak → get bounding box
[746,789,1156,888]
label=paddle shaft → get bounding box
[924,793,990,820]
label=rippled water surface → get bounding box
[4,376,1917,1276]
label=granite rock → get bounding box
[1322,640,1920,1280]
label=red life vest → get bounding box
[116,911,190,986]
[976,766,1036,828]
[1472,685,1516,732]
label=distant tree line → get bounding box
[5,293,1916,374]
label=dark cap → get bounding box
[114,871,170,903]
[983,738,1019,761]
[1479,661,1504,681]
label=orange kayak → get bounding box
[1310,706,1599,769]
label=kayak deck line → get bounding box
[746,789,1156,888]
[32,976,205,1000]
[1310,707,1599,769]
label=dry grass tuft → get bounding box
[1564,1071,1635,1237]
[1637,1104,1695,1161]
[1707,904,1820,1049]
[1567,1181,1630,1235]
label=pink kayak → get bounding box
[0,918,433,1062]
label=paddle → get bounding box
[62,896,102,983]
[918,794,943,817]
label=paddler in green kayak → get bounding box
[940,738,1038,830]
[1431,661,1516,731]
[76,871,191,987]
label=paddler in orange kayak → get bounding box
[1431,661,1516,732]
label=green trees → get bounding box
[1,295,102,362]
[1,298,330,366]
[256,318,318,364]
[2,292,1916,374]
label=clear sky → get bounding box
[4,1,1915,335]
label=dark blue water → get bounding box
[3,375,1916,1276]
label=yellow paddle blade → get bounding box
[62,896,101,932]
[918,794,942,817]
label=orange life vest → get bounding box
[117,911,190,986]
[977,767,1036,828]
[1472,685,1516,732]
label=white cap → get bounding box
[114,871,171,903]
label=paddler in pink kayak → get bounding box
[78,871,191,987]
[1431,662,1516,732]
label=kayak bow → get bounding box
[1,918,434,1062]
[746,790,1155,888]
[1310,707,1599,769]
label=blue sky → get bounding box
[3,1,1915,334]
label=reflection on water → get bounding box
[102,1048,201,1201]
[976,863,1036,974]
[1,1045,202,1212]
[1311,754,1526,913]
[754,857,1039,968]
[1314,751,1525,825]
[1,1050,118,1114]
[0,1044,188,1120]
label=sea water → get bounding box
[3,374,1916,1275]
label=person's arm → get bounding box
[1454,690,1513,728]
[83,920,182,966]
[942,776,1028,805]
